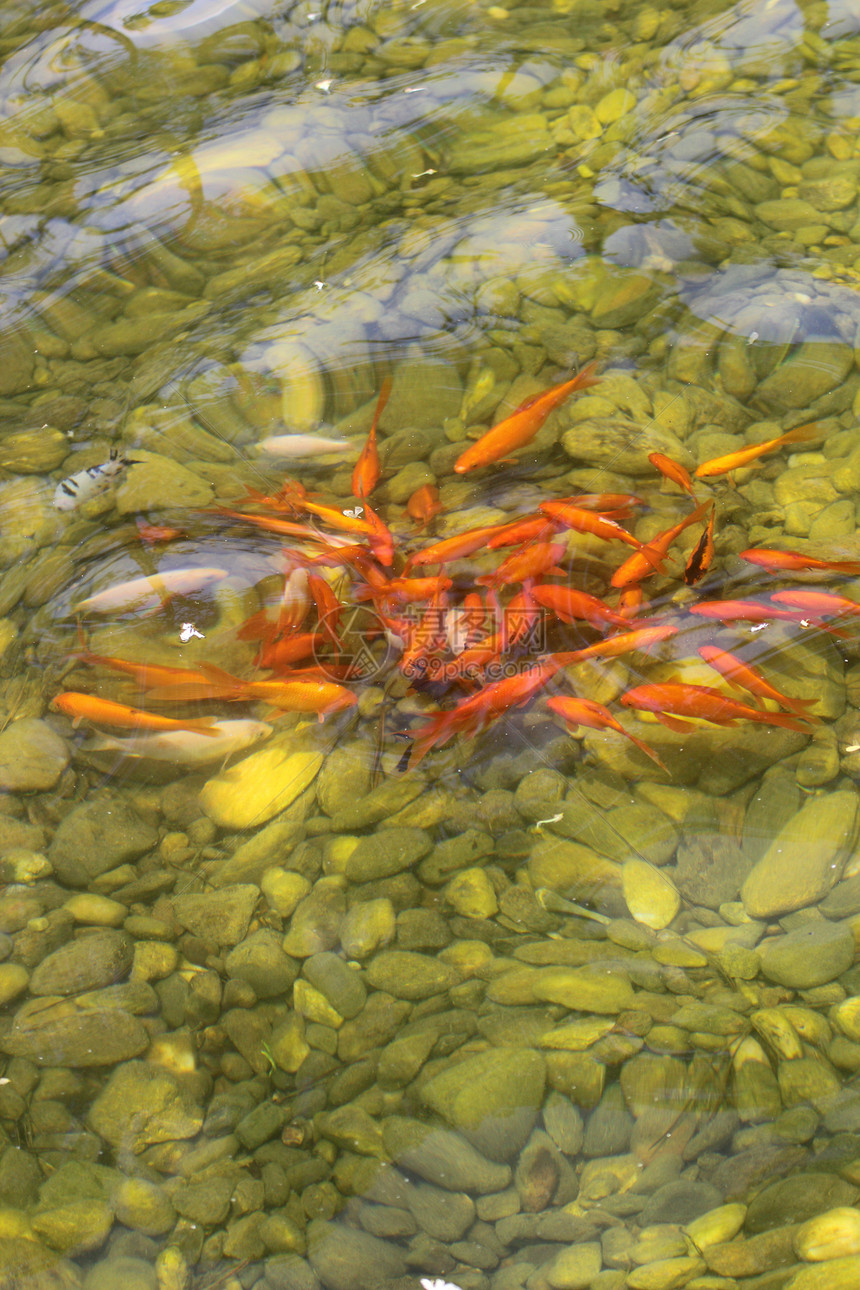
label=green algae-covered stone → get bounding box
[421,1048,546,1163]
[742,791,858,918]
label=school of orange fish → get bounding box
[51,364,860,775]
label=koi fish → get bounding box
[51,691,220,735]
[256,435,352,457]
[352,377,391,499]
[237,567,310,642]
[619,683,812,732]
[406,483,443,529]
[546,695,667,771]
[697,645,820,722]
[83,719,273,764]
[539,501,642,549]
[454,362,600,473]
[694,423,820,478]
[476,540,567,589]
[73,567,228,615]
[739,548,860,577]
[548,624,677,667]
[530,584,629,630]
[648,452,697,497]
[683,503,716,586]
[53,449,137,511]
[611,500,711,588]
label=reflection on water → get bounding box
[4,0,860,1286]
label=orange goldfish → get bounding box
[257,632,321,671]
[547,624,677,667]
[51,692,219,735]
[694,423,820,478]
[697,646,819,722]
[362,501,395,567]
[530,584,629,630]
[539,500,642,549]
[406,483,443,529]
[454,362,600,473]
[649,452,697,496]
[546,695,667,771]
[406,525,507,569]
[649,451,696,495]
[740,548,860,577]
[307,573,344,653]
[619,682,811,732]
[356,574,453,605]
[683,503,716,586]
[352,376,391,499]
[611,500,711,588]
[476,540,567,589]
[300,500,375,536]
[486,516,560,549]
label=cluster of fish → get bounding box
[49,364,860,773]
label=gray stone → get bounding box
[49,791,157,887]
[224,930,298,997]
[421,1048,546,1163]
[759,921,855,988]
[364,949,459,1000]
[0,719,69,793]
[169,884,259,947]
[1,996,148,1067]
[742,791,858,918]
[303,951,366,1019]
[343,828,431,882]
[87,1061,203,1151]
[382,1116,511,1193]
[29,930,133,997]
[306,1219,406,1290]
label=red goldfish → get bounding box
[547,624,677,667]
[539,500,642,549]
[770,589,860,620]
[352,376,391,499]
[697,646,819,722]
[476,541,567,589]
[740,548,860,577]
[619,683,811,732]
[695,423,820,478]
[530,584,629,630]
[407,525,508,569]
[454,362,600,473]
[547,696,667,771]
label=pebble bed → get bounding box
[4,0,860,1289]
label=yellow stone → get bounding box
[445,867,498,919]
[595,88,636,124]
[795,1208,860,1261]
[294,979,343,1028]
[63,893,127,926]
[539,1017,615,1051]
[622,858,680,930]
[260,868,311,918]
[200,744,323,830]
[685,1202,747,1249]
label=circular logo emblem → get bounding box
[312,604,387,682]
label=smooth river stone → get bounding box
[741,790,858,918]
[199,745,322,829]
[622,858,680,930]
[758,921,854,989]
[307,1219,406,1290]
[532,965,636,1014]
[382,1116,511,1193]
[0,718,69,792]
[420,1048,546,1163]
[1,995,149,1067]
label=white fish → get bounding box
[256,434,353,457]
[73,567,228,615]
[81,719,273,764]
[53,448,137,511]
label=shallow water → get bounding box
[4,0,860,1287]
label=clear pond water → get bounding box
[2,0,860,1288]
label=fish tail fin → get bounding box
[572,359,601,391]
[783,421,822,446]
[764,710,814,731]
[627,733,670,773]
